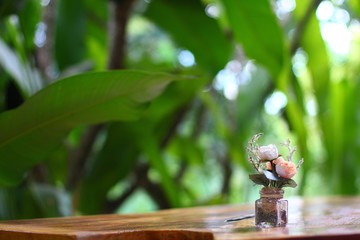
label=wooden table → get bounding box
[0,196,359,239]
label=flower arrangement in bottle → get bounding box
[247,133,303,228]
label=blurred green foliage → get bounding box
[0,0,360,220]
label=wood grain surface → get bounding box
[0,196,360,239]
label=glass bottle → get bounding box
[255,187,288,228]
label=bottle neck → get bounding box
[259,187,284,199]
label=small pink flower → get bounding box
[273,156,284,165]
[258,144,278,161]
[274,157,297,179]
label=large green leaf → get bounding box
[79,75,205,213]
[341,80,359,194]
[294,0,330,192]
[295,0,330,114]
[0,70,182,186]
[18,0,41,52]
[145,0,232,75]
[83,0,108,70]
[222,0,285,79]
[55,0,86,71]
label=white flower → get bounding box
[258,144,278,161]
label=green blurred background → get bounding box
[0,0,360,219]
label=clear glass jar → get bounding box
[255,187,288,228]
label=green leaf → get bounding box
[0,0,22,19]
[55,0,86,71]
[222,0,285,79]
[0,70,182,186]
[142,134,180,207]
[170,136,204,166]
[0,186,40,219]
[83,0,108,70]
[79,122,140,214]
[249,173,297,188]
[294,0,330,115]
[348,0,360,17]
[79,75,204,213]
[145,0,232,75]
[18,0,42,51]
[294,0,329,193]
[341,79,360,194]
[277,178,297,188]
[0,38,25,90]
[0,38,42,97]
[249,174,269,187]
